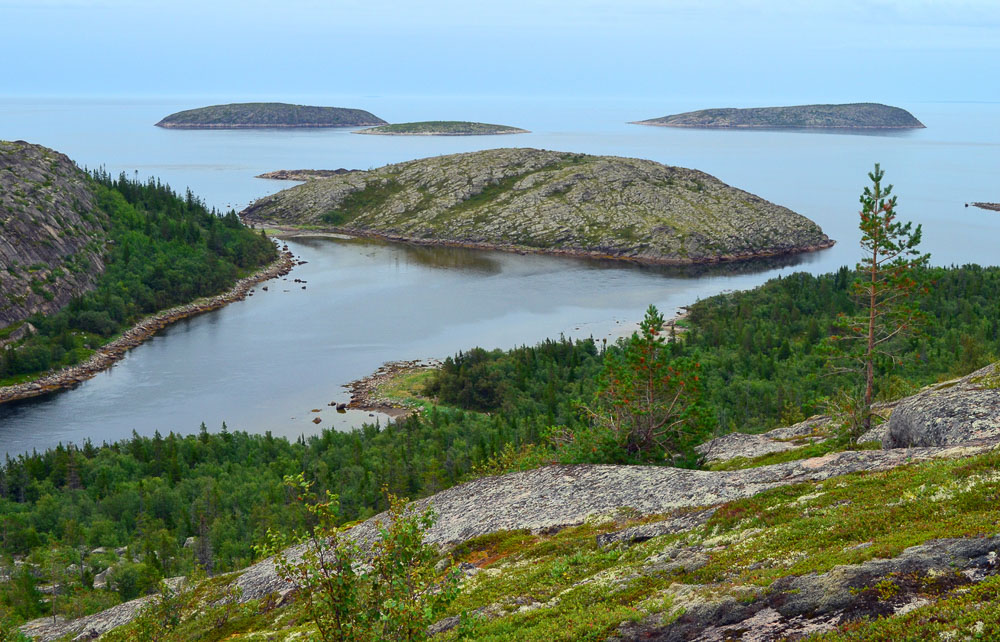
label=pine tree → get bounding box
[832,163,930,440]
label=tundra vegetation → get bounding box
[3,168,1000,639]
[2,262,998,636]
[241,148,833,264]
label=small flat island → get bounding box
[355,121,528,136]
[156,102,386,129]
[633,103,924,130]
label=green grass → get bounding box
[321,180,403,225]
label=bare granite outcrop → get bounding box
[0,140,107,331]
[242,148,834,266]
[885,362,1000,448]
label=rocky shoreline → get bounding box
[0,251,296,405]
[265,223,836,267]
[345,358,440,416]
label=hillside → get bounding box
[242,148,834,264]
[19,361,1000,641]
[356,121,529,135]
[0,140,108,341]
[0,152,279,393]
[634,103,925,129]
[155,103,386,129]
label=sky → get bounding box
[2,0,999,102]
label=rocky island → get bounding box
[155,102,386,129]
[633,102,925,129]
[355,121,529,136]
[242,148,834,265]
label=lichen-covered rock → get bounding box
[234,445,992,603]
[242,148,834,265]
[0,140,107,332]
[612,536,1000,641]
[20,595,155,641]
[885,362,1000,448]
[696,416,831,464]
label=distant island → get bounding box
[155,103,386,129]
[970,202,1000,212]
[257,169,357,181]
[633,103,925,130]
[355,121,529,136]
[242,148,834,265]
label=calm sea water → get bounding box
[1,95,998,457]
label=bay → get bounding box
[0,95,997,457]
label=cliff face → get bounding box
[0,141,107,336]
[243,148,834,264]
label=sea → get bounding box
[0,95,997,458]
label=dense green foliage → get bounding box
[553,306,710,464]
[259,476,459,641]
[2,264,998,632]
[681,264,1000,431]
[0,171,276,380]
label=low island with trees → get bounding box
[155,103,386,129]
[242,148,834,265]
[355,121,529,136]
[633,102,925,130]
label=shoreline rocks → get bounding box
[0,251,296,406]
[345,358,440,416]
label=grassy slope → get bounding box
[108,445,1000,641]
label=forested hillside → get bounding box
[0,171,276,382]
[3,264,999,633]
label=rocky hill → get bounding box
[155,103,386,129]
[634,103,925,129]
[0,141,107,341]
[24,361,1000,641]
[356,121,529,135]
[242,148,834,264]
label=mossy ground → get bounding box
[122,447,1000,640]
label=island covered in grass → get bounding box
[155,102,386,129]
[355,120,528,136]
[633,103,925,130]
[242,148,834,265]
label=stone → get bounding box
[885,362,1000,448]
[242,148,834,266]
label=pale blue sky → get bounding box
[2,0,998,102]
